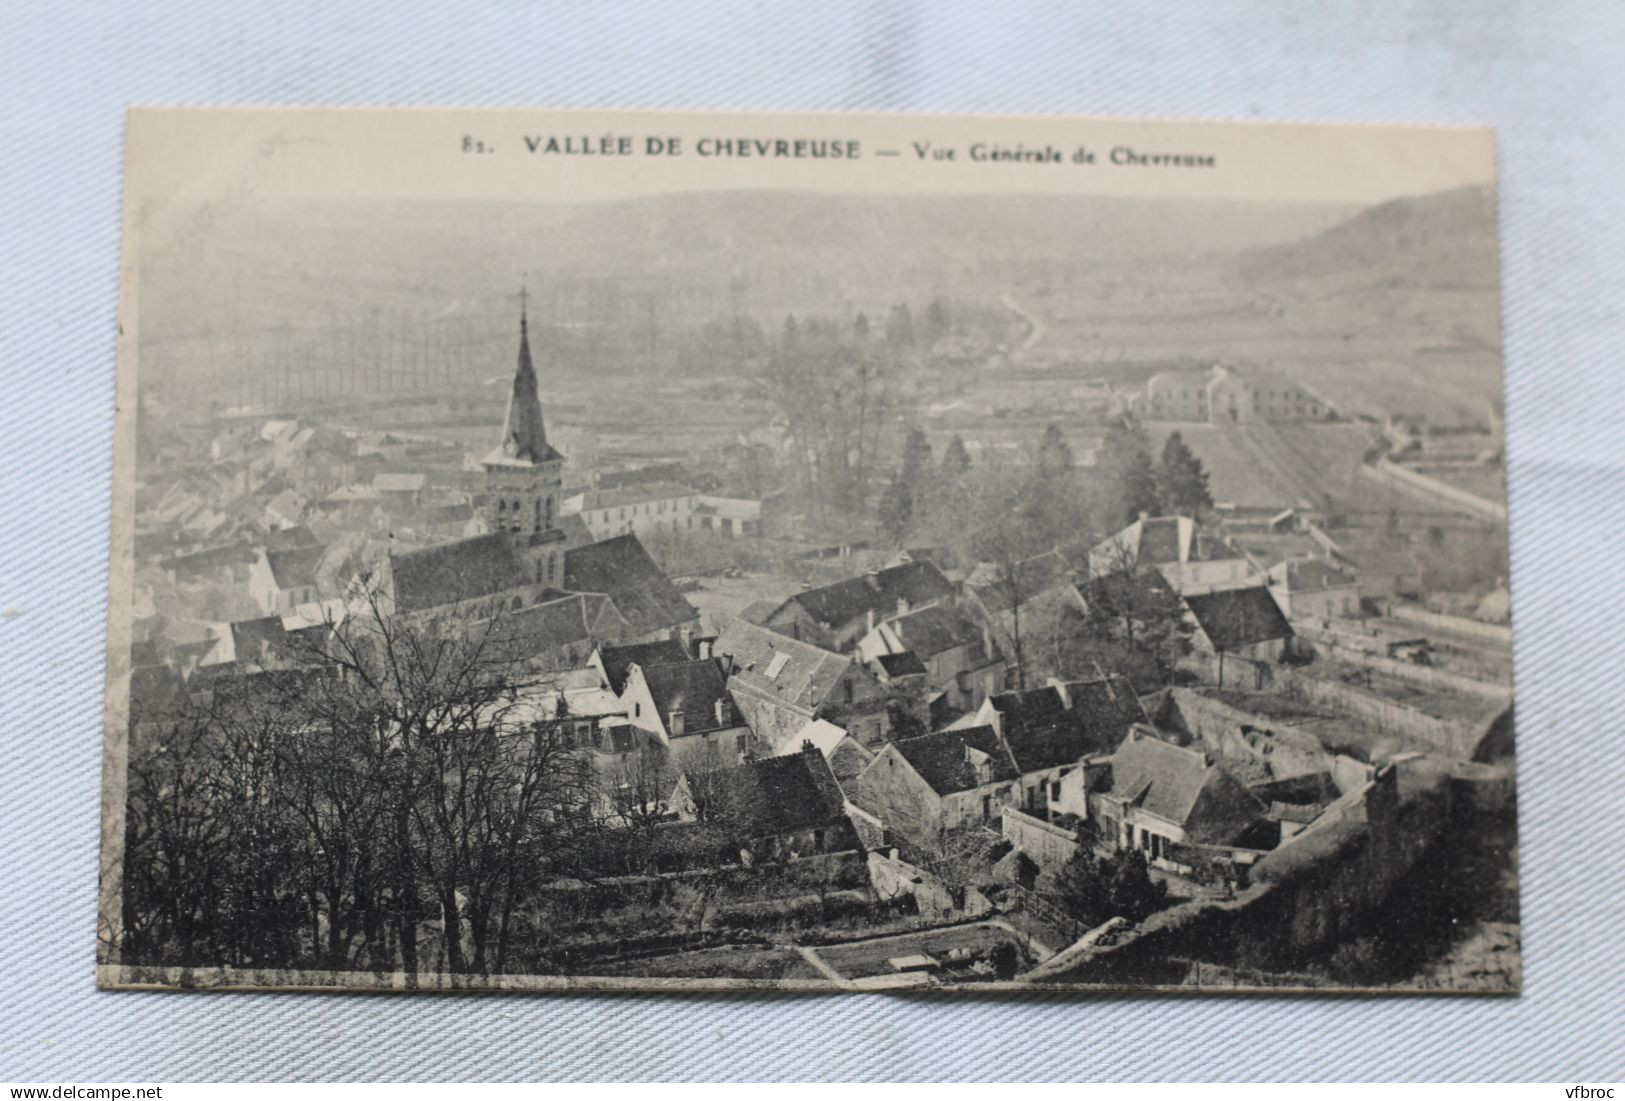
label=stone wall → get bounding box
[1361,456,1507,521]
[1001,807,1079,870]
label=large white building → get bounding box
[1137,364,1331,424]
[563,481,698,540]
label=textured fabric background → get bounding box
[2,0,1622,1082]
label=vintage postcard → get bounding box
[100,107,1517,993]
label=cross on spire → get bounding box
[519,282,529,332]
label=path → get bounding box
[794,945,856,989]
[1001,292,1046,354]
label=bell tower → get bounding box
[482,287,567,585]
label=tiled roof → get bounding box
[1077,567,1177,614]
[1106,732,1263,844]
[1184,586,1294,651]
[704,748,849,838]
[991,675,1145,774]
[968,550,1071,614]
[486,593,598,659]
[1277,557,1358,591]
[265,544,325,589]
[387,533,532,614]
[893,725,1020,796]
[597,639,691,694]
[642,659,733,735]
[1138,517,1185,565]
[875,650,928,678]
[261,525,320,552]
[373,472,426,493]
[563,534,697,637]
[714,619,854,710]
[777,560,956,631]
[881,604,990,660]
[575,481,694,511]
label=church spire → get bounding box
[499,286,550,462]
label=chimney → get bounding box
[1138,510,1149,523]
[698,638,712,659]
[896,596,910,617]
[669,710,685,737]
[714,697,727,727]
[1048,677,1071,709]
[866,607,876,633]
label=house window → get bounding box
[634,702,641,718]
[981,794,992,821]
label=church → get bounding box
[364,294,700,648]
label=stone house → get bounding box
[1088,729,1267,871]
[621,657,755,770]
[856,603,1006,714]
[1267,556,1361,620]
[676,744,858,862]
[1183,585,1297,662]
[950,675,1148,819]
[853,725,1021,852]
[1088,514,1258,596]
[713,618,905,752]
[760,559,958,652]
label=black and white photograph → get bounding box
[98,107,1518,994]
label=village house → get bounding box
[692,494,763,538]
[1183,585,1298,662]
[854,725,1022,852]
[1088,513,1258,595]
[1267,556,1361,620]
[856,603,1006,714]
[590,638,694,695]
[949,675,1148,819]
[620,657,755,769]
[510,665,633,751]
[790,718,877,790]
[760,559,959,652]
[713,618,903,752]
[371,471,427,511]
[563,481,698,540]
[1086,728,1267,872]
[675,745,858,863]
[262,488,310,532]
[246,539,360,615]
[962,549,1084,661]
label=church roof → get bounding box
[562,534,697,637]
[386,533,532,614]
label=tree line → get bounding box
[114,596,768,980]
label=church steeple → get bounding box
[481,288,566,568]
[499,286,551,462]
